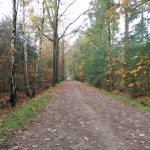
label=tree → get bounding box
[68,0,150,97]
[44,0,88,86]
[32,1,45,97]
[9,0,18,107]
[22,0,30,97]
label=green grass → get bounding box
[0,87,56,141]
[94,87,150,112]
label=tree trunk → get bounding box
[123,10,130,88]
[124,11,129,60]
[10,0,17,107]
[32,2,44,97]
[141,9,144,44]
[107,0,114,91]
[52,36,59,86]
[60,39,65,81]
[52,0,60,86]
[22,0,30,97]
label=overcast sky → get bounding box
[0,0,91,20]
[0,0,91,42]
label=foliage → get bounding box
[68,0,150,98]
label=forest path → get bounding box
[10,81,150,150]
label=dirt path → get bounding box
[9,81,150,150]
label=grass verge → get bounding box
[94,87,150,112]
[0,87,56,144]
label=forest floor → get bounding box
[2,81,150,150]
[0,86,50,119]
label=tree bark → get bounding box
[52,0,60,86]
[10,0,17,107]
[60,39,65,81]
[141,8,144,44]
[32,2,45,97]
[123,9,130,88]
[124,11,129,60]
[22,0,30,97]
[107,0,114,91]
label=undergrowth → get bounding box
[0,87,56,143]
[95,87,150,112]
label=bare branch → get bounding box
[30,15,54,42]
[61,18,88,38]
[59,7,90,40]
[0,12,12,21]
[37,26,54,42]
[129,0,150,12]
[58,0,77,20]
[44,0,55,30]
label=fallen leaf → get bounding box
[95,127,99,130]
[145,146,149,149]
[35,134,39,137]
[83,136,89,141]
[80,121,84,125]
[118,127,123,129]
[32,144,38,148]
[51,129,57,133]
[24,131,32,136]
[8,146,22,150]
[139,134,145,137]
[140,141,145,144]
[130,133,135,138]
[44,138,51,141]
[47,128,52,131]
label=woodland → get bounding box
[0,0,150,109]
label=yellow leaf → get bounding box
[131,69,137,73]
[146,60,150,64]
[128,83,134,87]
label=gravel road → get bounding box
[8,81,150,150]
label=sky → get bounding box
[0,0,91,43]
[0,0,91,20]
[0,0,149,42]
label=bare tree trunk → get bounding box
[107,0,114,91]
[123,10,130,89]
[32,2,45,97]
[108,21,114,91]
[52,36,59,86]
[141,8,144,44]
[10,0,17,107]
[22,0,30,97]
[60,39,65,81]
[52,0,60,86]
[124,11,129,60]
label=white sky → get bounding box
[0,0,91,43]
[0,0,91,21]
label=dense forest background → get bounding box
[68,0,150,99]
[0,0,150,109]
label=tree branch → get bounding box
[44,0,55,30]
[58,0,77,20]
[129,0,150,12]
[59,7,90,40]
[61,18,88,38]
[37,26,54,42]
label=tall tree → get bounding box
[44,0,88,86]
[32,1,45,97]
[9,0,18,107]
[22,0,30,97]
